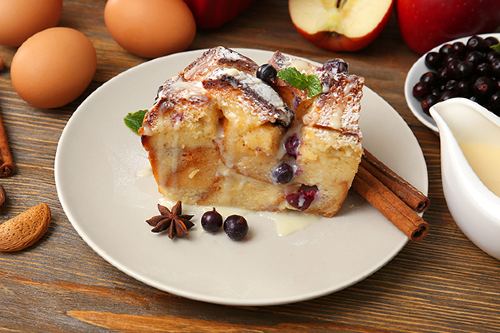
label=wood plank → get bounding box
[0,0,499,332]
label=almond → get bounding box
[0,185,5,208]
[0,203,51,252]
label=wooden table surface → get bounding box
[0,1,499,332]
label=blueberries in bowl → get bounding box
[413,35,500,115]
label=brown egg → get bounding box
[104,0,196,58]
[0,0,62,47]
[11,27,97,109]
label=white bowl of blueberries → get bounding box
[405,33,500,132]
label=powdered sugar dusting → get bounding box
[215,46,247,61]
[181,46,257,81]
[206,67,293,126]
[304,74,363,138]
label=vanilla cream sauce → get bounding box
[460,143,500,196]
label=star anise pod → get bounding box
[146,201,194,239]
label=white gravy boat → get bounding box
[430,98,500,260]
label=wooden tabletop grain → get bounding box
[0,1,499,332]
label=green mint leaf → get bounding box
[491,43,500,53]
[306,75,322,97]
[124,110,147,135]
[277,67,308,89]
[277,67,322,98]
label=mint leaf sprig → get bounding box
[277,67,322,98]
[124,110,147,135]
[491,43,500,53]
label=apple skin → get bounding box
[397,0,500,54]
[291,1,394,52]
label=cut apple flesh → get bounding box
[289,0,393,38]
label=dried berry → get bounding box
[286,185,318,211]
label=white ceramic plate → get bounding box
[405,33,500,132]
[55,48,428,306]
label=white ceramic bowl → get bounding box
[405,33,500,133]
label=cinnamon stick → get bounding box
[0,112,15,177]
[362,149,429,213]
[352,165,429,241]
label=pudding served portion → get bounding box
[140,47,364,217]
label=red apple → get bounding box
[184,0,254,29]
[397,0,500,54]
[289,0,394,52]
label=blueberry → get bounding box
[420,71,439,87]
[476,62,491,76]
[473,77,494,96]
[272,162,294,184]
[438,67,453,81]
[484,36,499,47]
[465,51,485,65]
[444,80,458,91]
[491,58,500,77]
[440,90,457,101]
[443,55,457,64]
[467,35,488,52]
[420,95,438,114]
[425,52,442,70]
[413,82,429,100]
[469,95,483,104]
[431,88,442,98]
[452,42,466,57]
[486,51,499,63]
[256,64,277,84]
[446,59,461,78]
[223,215,248,241]
[284,134,300,157]
[457,80,470,96]
[456,61,473,79]
[201,208,223,233]
[439,44,454,56]
[489,92,500,114]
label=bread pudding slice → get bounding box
[268,51,364,216]
[141,47,364,217]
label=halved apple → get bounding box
[289,0,393,52]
